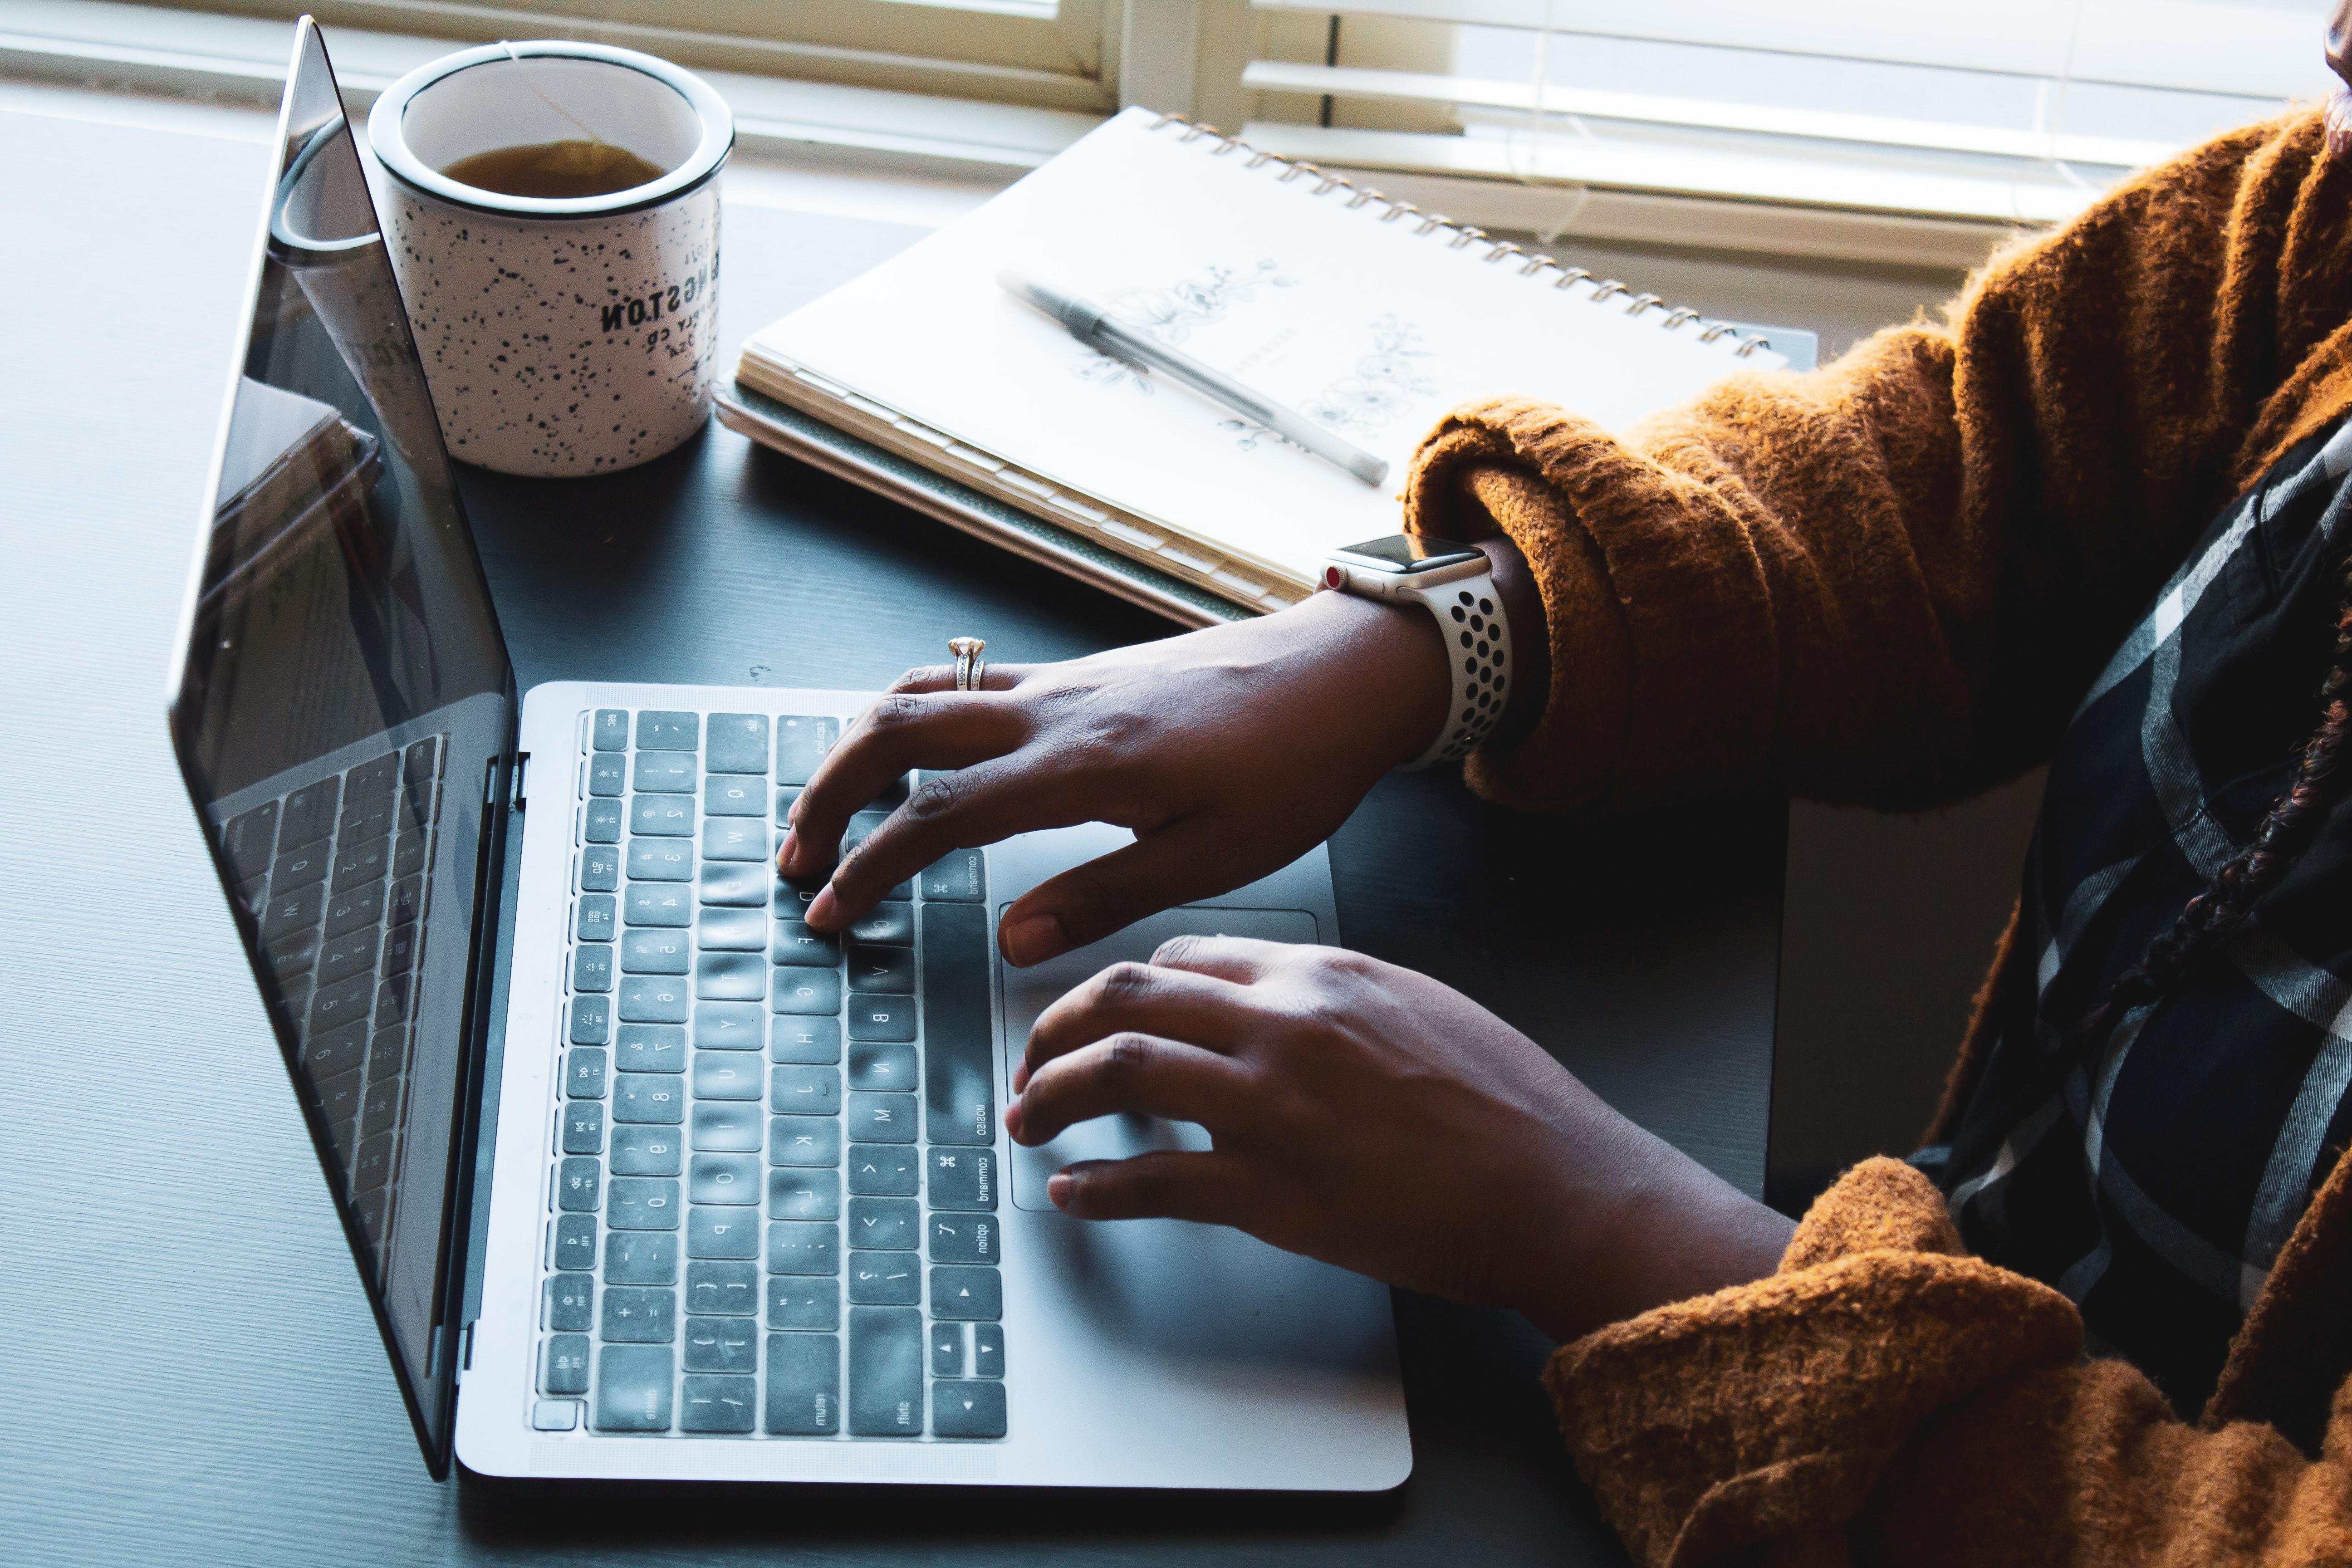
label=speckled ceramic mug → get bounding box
[367,41,732,476]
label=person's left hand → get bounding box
[1008,936,1793,1343]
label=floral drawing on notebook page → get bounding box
[1071,258,1298,394]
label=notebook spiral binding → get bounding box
[1150,113,1774,359]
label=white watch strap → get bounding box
[1398,570,1511,770]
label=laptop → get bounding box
[163,19,1409,1488]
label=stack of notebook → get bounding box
[721,107,1815,626]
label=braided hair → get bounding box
[2073,547,2352,1043]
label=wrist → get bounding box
[1287,587,1453,771]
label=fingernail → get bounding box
[1003,1100,1024,1140]
[807,885,837,928]
[1047,1172,1074,1210]
[1003,913,1061,966]
[776,830,799,875]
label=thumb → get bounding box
[997,816,1248,966]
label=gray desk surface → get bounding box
[0,91,1780,1567]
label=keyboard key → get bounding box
[612,1073,685,1124]
[632,751,696,793]
[848,1040,917,1092]
[562,1100,604,1154]
[553,1213,597,1270]
[531,1399,580,1431]
[846,995,915,1042]
[928,1212,999,1264]
[922,902,994,1145]
[637,711,698,750]
[687,1207,759,1259]
[367,1025,409,1082]
[769,1065,841,1116]
[630,796,695,838]
[768,1277,840,1330]
[556,1156,601,1212]
[849,1146,920,1196]
[926,1147,998,1211]
[774,715,838,786]
[931,1267,1003,1320]
[604,1230,677,1285]
[702,818,769,862]
[846,903,915,946]
[594,1345,673,1431]
[626,841,694,882]
[545,1275,593,1332]
[277,779,338,853]
[770,921,840,967]
[850,1198,919,1250]
[686,1259,760,1317]
[612,1124,682,1176]
[265,931,317,983]
[622,929,691,975]
[697,952,767,1001]
[403,737,438,794]
[346,752,399,803]
[623,884,693,927]
[693,1054,763,1101]
[592,709,629,751]
[706,713,769,774]
[260,882,326,946]
[691,1152,762,1205]
[360,1078,401,1137]
[373,974,412,1029]
[704,775,764,816]
[693,1001,765,1051]
[848,1305,922,1435]
[972,1322,1004,1377]
[387,876,421,935]
[299,1018,369,1080]
[351,1132,396,1194]
[775,785,800,823]
[617,975,690,1024]
[583,798,623,843]
[840,810,889,858]
[574,893,617,942]
[847,1092,917,1144]
[608,1177,681,1230]
[696,908,764,951]
[391,831,426,880]
[691,1101,761,1152]
[699,862,767,906]
[224,802,281,882]
[580,843,620,892]
[588,754,628,799]
[270,844,330,896]
[770,1015,842,1064]
[572,944,614,994]
[768,1168,841,1221]
[764,1333,841,1435]
[848,1252,920,1304]
[565,1048,608,1099]
[602,1285,676,1342]
[775,877,821,919]
[920,849,986,903]
[680,1374,758,1433]
[542,1333,591,1395]
[774,970,843,1016]
[768,1116,841,1168]
[613,1024,686,1074]
[339,798,395,846]
[766,1221,841,1276]
[931,1323,965,1378]
[381,922,417,978]
[932,1382,1006,1439]
[331,835,391,893]
[684,1316,758,1373]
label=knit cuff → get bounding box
[1544,1158,2082,1568]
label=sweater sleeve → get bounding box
[1403,109,2352,813]
[1548,1158,2352,1568]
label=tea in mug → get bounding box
[440,139,668,199]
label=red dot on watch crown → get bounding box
[1323,565,1345,589]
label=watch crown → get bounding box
[1323,565,1346,590]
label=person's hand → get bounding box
[1006,936,1794,1343]
[778,588,1452,965]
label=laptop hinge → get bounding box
[454,1322,475,1384]
[510,750,529,810]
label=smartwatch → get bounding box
[1321,533,1512,770]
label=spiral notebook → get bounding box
[724,107,1812,625]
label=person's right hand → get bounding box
[777,587,1451,966]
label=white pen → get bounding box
[997,269,1389,487]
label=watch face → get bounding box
[1330,534,1485,573]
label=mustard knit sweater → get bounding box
[1403,108,2352,1566]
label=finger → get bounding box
[778,691,1024,880]
[1008,1032,1255,1146]
[882,661,1038,697]
[996,816,1266,968]
[1046,1150,1259,1225]
[1143,931,1294,985]
[1019,960,1255,1091]
[813,755,1100,931]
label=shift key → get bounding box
[848,1306,922,1436]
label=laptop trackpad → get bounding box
[999,905,1321,1212]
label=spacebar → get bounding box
[921,901,994,1145]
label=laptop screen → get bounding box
[166,20,514,1461]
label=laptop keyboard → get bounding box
[218,737,446,1265]
[535,708,1005,1441]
